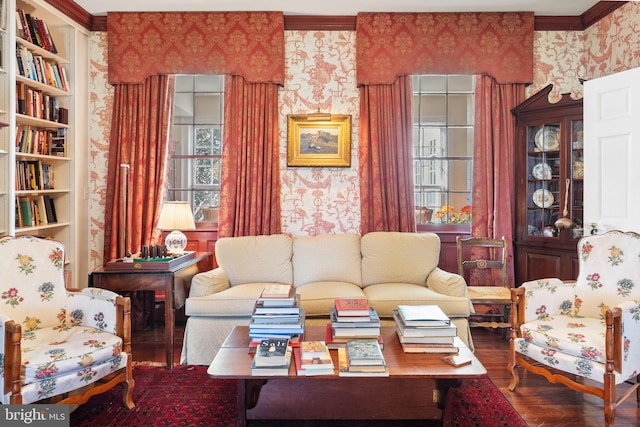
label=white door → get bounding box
[583,67,640,234]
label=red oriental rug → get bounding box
[71,365,527,427]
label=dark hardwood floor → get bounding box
[132,324,639,426]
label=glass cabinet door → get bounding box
[570,120,584,238]
[525,123,561,237]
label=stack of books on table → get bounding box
[250,337,293,376]
[338,339,389,377]
[249,284,305,343]
[326,297,383,349]
[293,340,335,376]
[394,304,459,354]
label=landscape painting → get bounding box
[287,114,351,167]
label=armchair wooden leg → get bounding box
[123,373,135,409]
[603,370,615,427]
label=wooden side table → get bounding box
[90,252,213,369]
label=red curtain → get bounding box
[359,75,415,234]
[472,75,526,285]
[218,75,281,237]
[103,75,175,263]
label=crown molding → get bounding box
[45,0,92,29]
[535,1,627,31]
[48,1,629,32]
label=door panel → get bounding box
[584,67,640,234]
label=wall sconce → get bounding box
[157,201,196,254]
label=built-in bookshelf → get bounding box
[0,0,10,238]
[0,0,91,287]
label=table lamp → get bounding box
[157,201,196,254]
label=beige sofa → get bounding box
[181,231,473,365]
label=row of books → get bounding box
[16,82,69,124]
[16,9,59,54]
[16,45,70,91]
[252,337,391,378]
[250,337,293,376]
[249,284,304,342]
[327,297,383,349]
[15,195,58,228]
[394,304,459,354]
[293,340,334,376]
[16,125,67,157]
[338,339,388,377]
[16,160,55,191]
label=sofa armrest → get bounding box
[426,267,467,298]
[189,268,231,297]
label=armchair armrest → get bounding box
[189,268,230,297]
[66,288,122,334]
[516,278,575,322]
[1,318,22,404]
[613,301,640,379]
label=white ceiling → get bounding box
[74,0,604,17]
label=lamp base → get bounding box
[164,230,188,254]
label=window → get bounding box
[169,75,224,222]
[412,75,474,225]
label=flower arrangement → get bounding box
[434,205,472,224]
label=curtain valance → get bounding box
[107,12,285,85]
[356,12,534,85]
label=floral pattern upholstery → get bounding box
[0,236,129,404]
[513,231,640,385]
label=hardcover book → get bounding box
[334,297,370,316]
[250,347,292,376]
[337,348,389,377]
[393,309,457,337]
[294,347,334,376]
[399,341,459,354]
[330,306,380,325]
[345,339,385,366]
[332,326,381,338]
[442,354,472,367]
[254,338,290,367]
[257,288,297,307]
[254,297,301,314]
[396,327,455,345]
[397,304,451,327]
[260,284,293,299]
[325,324,384,350]
[300,341,330,358]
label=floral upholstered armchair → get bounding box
[508,230,640,427]
[0,236,134,407]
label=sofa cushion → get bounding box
[295,281,367,317]
[363,283,471,318]
[215,234,293,286]
[185,282,272,316]
[293,234,362,287]
[361,232,440,287]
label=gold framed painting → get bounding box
[287,114,351,167]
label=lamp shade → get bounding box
[157,202,196,254]
[157,201,196,231]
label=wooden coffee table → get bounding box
[208,326,486,427]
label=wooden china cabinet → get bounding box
[512,85,584,285]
